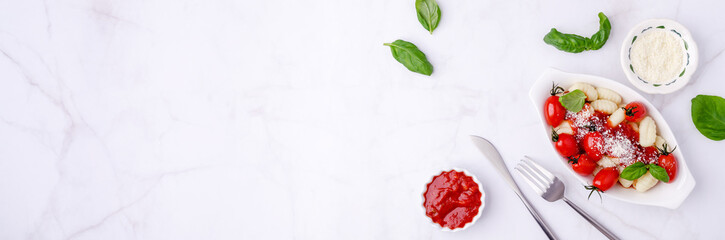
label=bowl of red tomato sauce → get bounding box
[422,169,485,231]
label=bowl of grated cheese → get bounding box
[620,19,698,94]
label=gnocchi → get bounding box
[655,136,666,150]
[633,171,658,192]
[554,121,574,135]
[639,117,657,147]
[608,108,625,127]
[596,87,622,104]
[591,99,618,114]
[597,156,619,168]
[617,166,634,187]
[619,177,634,188]
[568,82,598,101]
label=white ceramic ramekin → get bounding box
[620,19,698,94]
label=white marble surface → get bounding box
[2,0,725,239]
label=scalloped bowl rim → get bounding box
[421,168,486,232]
[528,68,695,209]
[620,18,699,94]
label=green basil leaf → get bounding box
[691,95,725,141]
[543,12,611,53]
[384,40,434,76]
[559,90,586,112]
[543,28,589,53]
[648,164,670,183]
[620,162,647,180]
[416,0,441,34]
[588,12,611,50]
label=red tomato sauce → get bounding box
[423,170,482,229]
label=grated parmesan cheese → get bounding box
[603,130,638,165]
[565,106,648,166]
[630,29,685,84]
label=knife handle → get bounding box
[469,136,558,239]
[490,153,558,239]
[493,159,558,239]
[513,186,559,240]
[563,198,620,240]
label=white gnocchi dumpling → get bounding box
[554,121,574,135]
[608,108,625,127]
[617,166,634,188]
[591,99,618,114]
[569,82,598,101]
[639,116,657,147]
[619,178,634,188]
[633,171,659,192]
[596,156,620,168]
[596,87,622,104]
[655,136,667,150]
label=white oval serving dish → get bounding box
[620,19,699,94]
[528,68,695,209]
[421,168,485,232]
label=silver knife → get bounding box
[470,135,558,240]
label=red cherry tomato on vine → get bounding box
[658,145,678,182]
[544,96,566,126]
[553,131,579,157]
[640,146,659,163]
[569,154,596,176]
[623,102,647,122]
[585,167,619,199]
[582,132,604,161]
[592,167,619,192]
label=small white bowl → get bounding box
[421,168,485,232]
[620,19,698,94]
[528,68,696,209]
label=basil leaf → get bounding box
[543,28,589,53]
[543,12,611,53]
[384,40,433,76]
[416,0,441,34]
[648,164,670,183]
[559,90,586,112]
[588,12,611,50]
[691,95,725,141]
[620,162,647,180]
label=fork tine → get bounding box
[522,156,554,184]
[515,166,543,195]
[515,162,546,195]
[518,160,550,192]
[524,156,555,181]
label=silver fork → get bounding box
[515,156,620,240]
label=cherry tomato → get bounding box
[569,154,596,176]
[623,102,647,122]
[544,96,566,126]
[553,132,579,157]
[592,167,619,191]
[657,145,678,182]
[582,132,604,161]
[640,146,659,163]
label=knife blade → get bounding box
[470,135,558,240]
